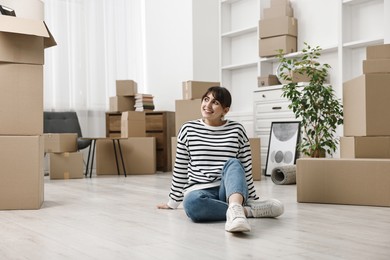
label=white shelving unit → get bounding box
[220,0,389,174]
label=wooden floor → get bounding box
[0,172,389,260]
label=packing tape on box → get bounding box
[271,165,296,185]
[63,172,70,179]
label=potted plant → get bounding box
[276,42,343,158]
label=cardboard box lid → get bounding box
[0,15,56,48]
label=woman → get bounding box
[157,86,283,232]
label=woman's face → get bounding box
[201,92,229,126]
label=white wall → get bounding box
[144,0,220,112]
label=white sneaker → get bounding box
[247,199,284,218]
[225,204,251,233]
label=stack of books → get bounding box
[134,93,155,111]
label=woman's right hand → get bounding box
[156,203,172,209]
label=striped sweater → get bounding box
[167,119,259,209]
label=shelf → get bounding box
[342,0,380,6]
[343,38,384,49]
[259,44,338,63]
[221,26,257,38]
[221,61,257,70]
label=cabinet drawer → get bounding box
[254,101,291,115]
[146,114,164,131]
[254,88,284,102]
[108,115,122,131]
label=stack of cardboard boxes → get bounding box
[44,134,84,180]
[258,0,297,58]
[297,43,390,207]
[109,80,138,112]
[171,81,262,181]
[0,14,56,209]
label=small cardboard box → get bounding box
[0,15,56,64]
[297,158,390,207]
[96,137,156,175]
[366,43,390,59]
[0,136,44,210]
[259,35,297,57]
[44,133,78,153]
[258,75,280,87]
[263,5,294,19]
[340,136,390,159]
[109,96,135,112]
[363,59,390,74]
[0,64,43,135]
[343,74,390,136]
[116,80,138,96]
[49,152,84,179]
[171,136,262,181]
[182,80,220,100]
[121,111,146,138]
[175,99,202,133]
[259,16,298,39]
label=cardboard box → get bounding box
[259,35,297,57]
[259,16,298,39]
[363,59,390,74]
[366,43,390,59]
[49,152,84,179]
[343,74,390,136]
[96,137,156,175]
[116,80,138,96]
[249,138,262,181]
[182,80,220,100]
[0,15,56,64]
[171,136,261,181]
[263,5,294,19]
[0,136,44,210]
[297,158,390,207]
[340,136,390,159]
[121,111,146,138]
[0,0,44,20]
[44,133,78,153]
[258,75,280,87]
[109,96,135,112]
[175,99,202,133]
[0,63,43,135]
[279,70,312,84]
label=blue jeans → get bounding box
[182,158,249,222]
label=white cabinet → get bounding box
[253,86,296,173]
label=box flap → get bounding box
[0,16,56,48]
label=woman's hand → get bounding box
[157,203,172,209]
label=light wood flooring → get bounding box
[0,172,389,260]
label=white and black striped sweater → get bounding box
[167,119,259,209]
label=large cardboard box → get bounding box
[96,137,156,175]
[171,137,262,181]
[116,80,138,96]
[363,59,390,74]
[259,35,297,57]
[366,43,390,59]
[121,111,146,138]
[0,15,56,64]
[259,16,298,39]
[49,152,84,179]
[297,158,390,207]
[182,80,220,100]
[340,136,390,159]
[0,64,43,135]
[0,136,44,210]
[343,74,390,136]
[109,96,135,112]
[263,5,294,19]
[175,99,202,133]
[44,133,78,153]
